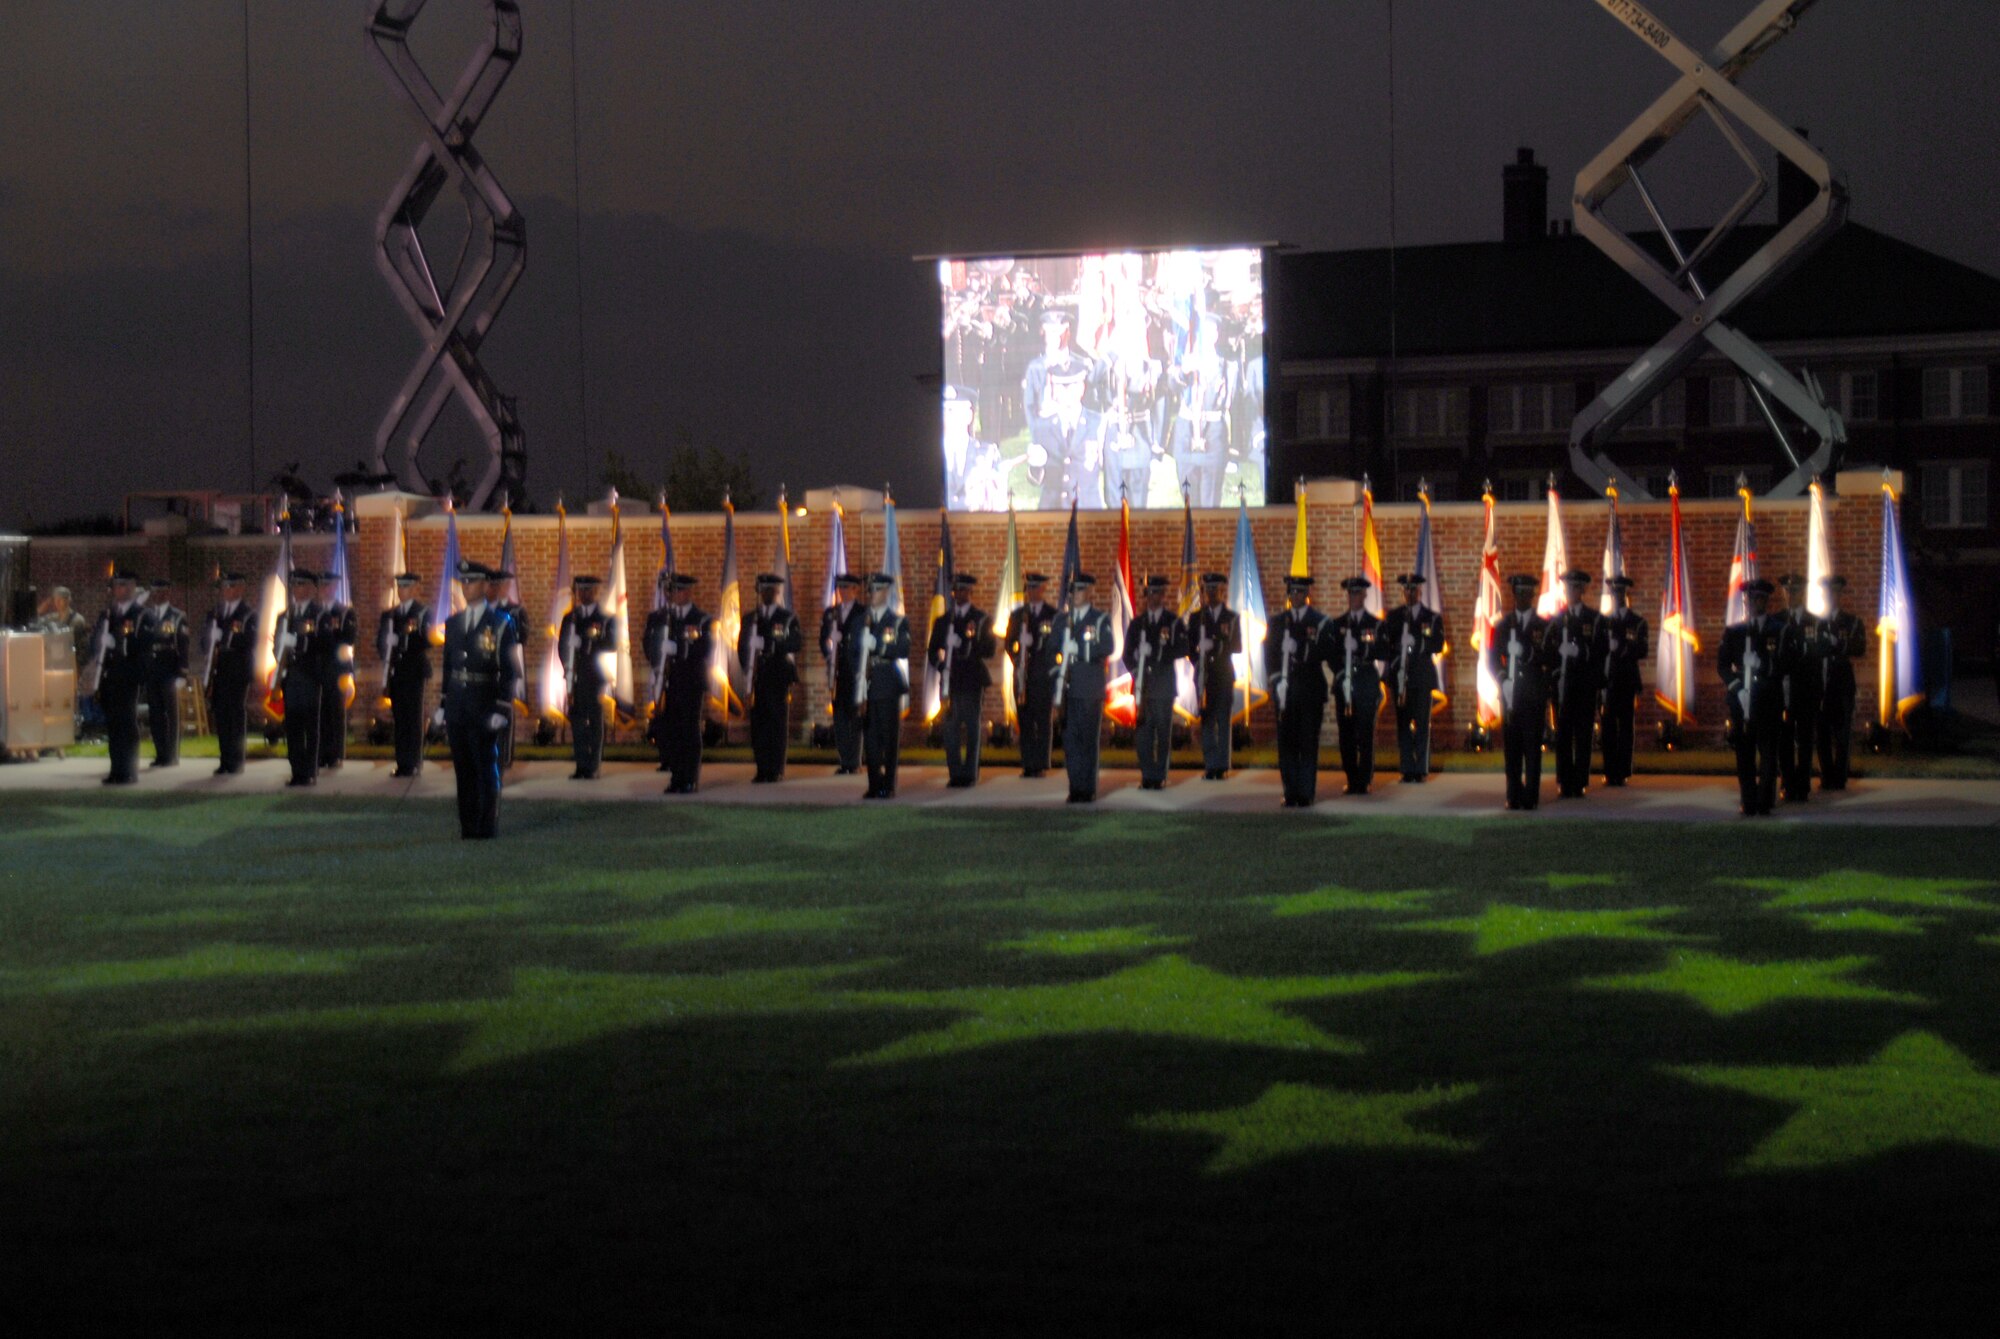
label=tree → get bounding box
[600,443,761,512]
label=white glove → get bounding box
[661,638,678,656]
[174,676,188,691]
[486,711,508,732]
[385,631,399,652]
[431,707,445,730]
[1198,634,1213,656]
[1561,642,1580,658]
[1282,634,1295,658]
[1609,636,1622,653]
[946,629,961,650]
[861,630,877,654]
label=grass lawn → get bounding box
[3,794,1999,1331]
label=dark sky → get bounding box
[3,0,1995,525]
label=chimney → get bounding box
[1776,127,1815,227]
[1504,148,1549,244]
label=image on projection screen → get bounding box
[938,247,1265,512]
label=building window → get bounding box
[1294,385,1351,441]
[1840,370,1879,422]
[1625,380,1686,432]
[1923,366,1990,421]
[1633,472,1676,499]
[1496,473,1541,503]
[1397,387,1469,439]
[1488,383,1576,436]
[1711,376,1749,428]
[1920,461,1990,529]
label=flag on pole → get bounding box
[1105,492,1138,727]
[710,494,747,718]
[1414,482,1448,713]
[1599,485,1627,615]
[774,487,796,616]
[252,502,293,718]
[1806,478,1834,617]
[1538,480,1568,618]
[653,493,676,614]
[1289,477,1310,580]
[1359,479,1385,616]
[997,500,1023,729]
[538,499,573,722]
[1175,485,1200,719]
[496,505,519,609]
[819,491,847,613]
[1471,485,1504,729]
[1656,476,1700,725]
[328,493,352,608]
[1228,495,1269,724]
[1725,481,1758,626]
[604,494,636,716]
[430,500,464,646]
[1058,499,1081,596]
[881,489,909,714]
[1878,477,1923,728]
[921,509,955,723]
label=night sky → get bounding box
[3,0,1994,525]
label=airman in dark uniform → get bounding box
[274,569,327,787]
[927,572,995,787]
[857,573,911,799]
[1184,573,1241,779]
[88,569,148,785]
[559,574,616,780]
[1598,574,1649,787]
[1123,574,1185,789]
[141,581,190,768]
[1777,573,1823,803]
[649,573,711,794]
[1719,578,1796,816]
[1266,575,1329,807]
[1814,574,1866,790]
[1329,577,1383,795]
[490,572,526,772]
[435,562,525,839]
[1376,574,1447,783]
[377,572,432,778]
[820,572,867,775]
[1490,575,1551,810]
[1055,574,1115,802]
[204,572,258,776]
[740,572,802,783]
[1004,573,1062,777]
[313,572,357,772]
[1544,569,1608,799]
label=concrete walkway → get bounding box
[7,754,2000,826]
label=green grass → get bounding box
[2,793,2000,1330]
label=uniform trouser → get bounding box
[1277,698,1327,803]
[211,669,249,772]
[389,676,426,774]
[445,701,503,838]
[498,716,517,771]
[100,677,142,781]
[1335,687,1378,791]
[319,674,348,768]
[1178,451,1219,507]
[751,688,790,778]
[1199,698,1232,773]
[943,692,981,784]
[571,683,606,776]
[1731,704,1781,813]
[1019,679,1055,773]
[665,695,703,790]
[1817,687,1855,788]
[1781,692,1818,800]
[145,675,181,764]
[1601,688,1636,783]
[1063,694,1103,797]
[1134,689,1176,785]
[863,691,901,794]
[831,688,862,769]
[1394,692,1432,778]
[1503,704,1545,808]
[1553,697,1594,794]
[282,672,323,785]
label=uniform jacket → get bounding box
[321,602,360,678]
[1005,601,1065,686]
[649,605,712,703]
[1488,609,1552,718]
[739,603,803,695]
[560,603,619,693]
[1542,603,1609,711]
[1602,608,1650,697]
[142,604,190,682]
[820,601,867,696]
[91,599,151,689]
[1376,603,1446,702]
[1056,606,1115,702]
[442,601,524,714]
[1718,614,1799,724]
[377,600,434,683]
[1816,610,1866,699]
[206,599,259,684]
[1122,605,1187,698]
[926,602,996,696]
[858,607,911,701]
[1327,609,1384,708]
[1184,605,1242,700]
[1264,605,1330,708]
[275,601,331,681]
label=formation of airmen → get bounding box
[72,545,1870,832]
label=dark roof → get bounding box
[1277,223,2000,362]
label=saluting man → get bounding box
[1055,573,1116,802]
[1375,574,1446,783]
[821,572,867,775]
[204,572,258,776]
[377,571,432,779]
[434,562,525,839]
[1184,572,1241,779]
[928,572,996,787]
[1719,577,1796,816]
[1265,574,1329,808]
[141,578,190,768]
[314,570,358,772]
[274,569,326,787]
[88,569,149,785]
[739,572,802,783]
[1777,572,1823,803]
[1490,574,1552,811]
[559,574,616,781]
[1004,573,1063,777]
[1123,574,1186,790]
[651,573,711,795]
[857,572,911,799]
[1544,569,1608,799]
[1814,574,1866,790]
[1328,577,1383,796]
[1598,575,1649,787]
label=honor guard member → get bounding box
[1544,569,1608,799]
[378,572,432,778]
[1599,575,1649,786]
[273,569,327,787]
[650,573,712,794]
[1776,573,1823,803]
[1718,578,1795,816]
[1030,357,1105,509]
[88,569,149,785]
[928,572,995,787]
[490,571,527,771]
[139,579,190,768]
[1814,575,1866,790]
[856,572,911,799]
[1376,574,1447,783]
[820,572,867,774]
[1056,574,1116,802]
[559,574,616,780]
[1123,574,1185,789]
[1329,577,1383,795]
[1184,572,1241,778]
[434,562,525,839]
[740,572,802,783]
[1490,576,1552,810]
[1004,573,1063,777]
[1265,575,1330,807]
[314,570,358,772]
[204,572,258,775]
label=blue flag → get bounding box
[1878,480,1923,727]
[1059,500,1081,595]
[328,500,352,607]
[882,495,905,617]
[1227,497,1268,721]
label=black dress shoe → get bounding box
[1606,778,1626,788]
[1066,792,1091,803]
